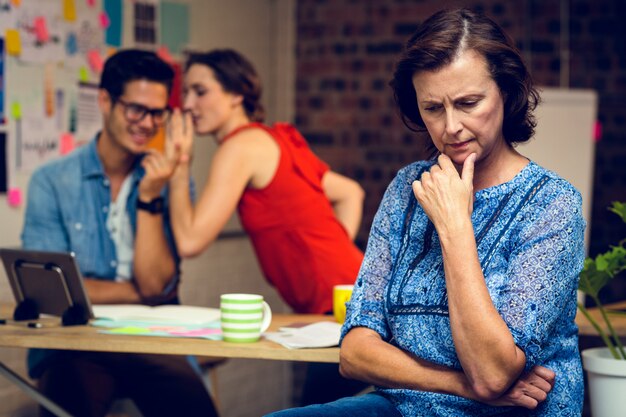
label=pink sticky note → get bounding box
[156,45,174,64]
[593,121,602,143]
[99,11,110,29]
[86,0,95,6]
[8,188,22,207]
[60,133,75,155]
[87,49,104,73]
[34,17,49,42]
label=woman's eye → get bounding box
[458,101,478,108]
[423,105,441,112]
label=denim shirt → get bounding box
[21,135,190,377]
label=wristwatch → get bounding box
[137,196,165,214]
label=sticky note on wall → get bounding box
[60,133,75,155]
[64,0,77,21]
[157,45,174,64]
[87,49,104,73]
[99,11,110,29]
[11,102,22,120]
[8,188,22,207]
[5,29,21,56]
[34,17,50,42]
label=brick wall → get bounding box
[296,0,626,301]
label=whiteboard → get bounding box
[519,87,598,251]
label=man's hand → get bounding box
[138,149,177,200]
[487,365,555,409]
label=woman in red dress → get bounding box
[167,49,364,315]
[166,49,367,405]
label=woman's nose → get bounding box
[445,110,463,136]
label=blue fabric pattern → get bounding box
[342,160,585,416]
[21,135,189,378]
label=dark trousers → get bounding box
[38,351,218,417]
[300,362,370,406]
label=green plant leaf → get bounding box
[578,201,626,358]
[609,201,626,224]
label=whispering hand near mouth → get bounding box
[166,108,194,165]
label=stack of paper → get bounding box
[91,304,222,340]
[92,304,220,326]
[264,321,342,349]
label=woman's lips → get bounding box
[449,139,473,150]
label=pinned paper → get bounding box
[63,0,77,21]
[156,45,174,64]
[99,11,110,29]
[10,0,20,6]
[34,17,49,42]
[60,133,75,155]
[8,188,22,207]
[86,0,96,6]
[44,64,55,117]
[87,49,104,73]
[66,32,78,55]
[104,0,122,47]
[5,29,21,56]
[78,66,89,82]
[10,102,21,120]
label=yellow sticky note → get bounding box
[63,0,77,22]
[10,0,21,6]
[5,29,21,56]
[11,102,22,120]
[79,66,89,82]
[108,327,151,335]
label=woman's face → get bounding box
[183,64,242,135]
[412,50,506,167]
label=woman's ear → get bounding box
[231,94,243,107]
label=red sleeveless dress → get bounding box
[223,123,364,313]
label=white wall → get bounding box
[520,87,598,252]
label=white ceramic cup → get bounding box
[220,293,272,343]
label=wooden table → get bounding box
[0,305,339,417]
[0,306,340,363]
[576,301,626,337]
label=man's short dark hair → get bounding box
[99,49,174,101]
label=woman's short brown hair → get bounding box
[390,8,540,145]
[186,49,265,122]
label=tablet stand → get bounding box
[13,298,39,321]
[61,304,89,326]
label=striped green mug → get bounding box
[220,294,272,343]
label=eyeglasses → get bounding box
[115,98,171,125]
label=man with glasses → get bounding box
[21,49,218,417]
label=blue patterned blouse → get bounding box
[342,160,585,416]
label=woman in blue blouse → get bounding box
[266,8,584,417]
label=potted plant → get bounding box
[578,201,626,417]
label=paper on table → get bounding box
[92,304,220,326]
[264,321,342,349]
[91,320,222,340]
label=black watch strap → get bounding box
[137,196,165,214]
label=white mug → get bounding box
[220,293,272,343]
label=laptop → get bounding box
[0,248,93,325]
